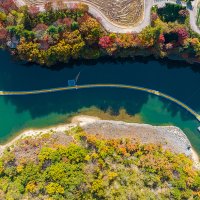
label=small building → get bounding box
[7,36,19,49]
[68,79,76,87]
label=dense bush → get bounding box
[157,4,188,23]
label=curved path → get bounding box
[154,0,200,35]
[14,0,200,33]
[188,0,200,34]
[1,83,200,122]
[65,0,151,33]
[14,0,151,33]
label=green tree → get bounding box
[80,17,102,45]
[139,26,161,48]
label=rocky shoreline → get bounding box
[82,121,192,155]
[81,119,199,168]
[0,115,199,168]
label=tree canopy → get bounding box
[0,127,199,200]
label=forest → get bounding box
[0,127,200,200]
[0,1,200,65]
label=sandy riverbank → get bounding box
[0,115,199,168]
[0,115,99,156]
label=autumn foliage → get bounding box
[0,1,200,65]
[0,128,199,199]
[99,36,112,49]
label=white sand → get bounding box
[72,115,100,125]
[0,115,99,155]
[191,148,200,169]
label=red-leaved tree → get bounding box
[99,36,112,49]
[1,0,17,13]
[0,28,8,43]
[158,34,165,44]
[28,5,40,16]
[176,28,189,44]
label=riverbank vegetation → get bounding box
[0,127,200,199]
[0,1,200,65]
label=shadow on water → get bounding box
[22,54,200,73]
[3,89,149,119]
[0,49,200,124]
[1,50,200,153]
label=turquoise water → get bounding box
[0,51,200,153]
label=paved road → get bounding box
[189,0,200,34]
[153,0,200,34]
[14,0,200,34]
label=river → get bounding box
[0,50,200,153]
